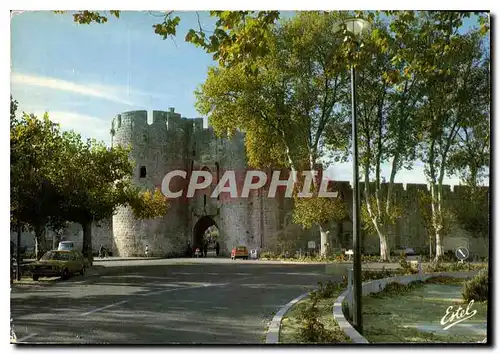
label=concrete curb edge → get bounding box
[333,270,480,344]
[265,290,312,344]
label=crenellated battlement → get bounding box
[336,181,488,200]
[111,108,211,141]
[120,110,148,127]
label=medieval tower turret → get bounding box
[109,109,279,257]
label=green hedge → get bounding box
[462,270,488,302]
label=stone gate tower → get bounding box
[109,109,284,257]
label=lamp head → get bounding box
[344,18,372,37]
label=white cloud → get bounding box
[11,72,173,108]
[11,72,136,106]
[32,110,111,146]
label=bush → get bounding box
[315,281,344,299]
[361,255,383,262]
[425,276,465,285]
[399,254,418,274]
[260,251,277,259]
[462,270,488,302]
[361,267,400,282]
[424,261,453,273]
[335,254,346,262]
[373,280,424,297]
[441,251,456,262]
[423,260,487,273]
[296,297,335,343]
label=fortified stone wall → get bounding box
[10,219,112,254]
[110,109,195,256]
[10,109,490,259]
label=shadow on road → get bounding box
[11,262,341,344]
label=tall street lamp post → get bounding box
[344,17,371,334]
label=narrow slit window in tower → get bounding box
[140,166,147,178]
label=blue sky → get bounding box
[11,11,219,144]
[10,11,488,186]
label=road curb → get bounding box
[265,291,312,344]
[333,270,480,344]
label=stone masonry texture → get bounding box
[11,109,489,258]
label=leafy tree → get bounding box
[416,189,455,258]
[196,12,351,256]
[385,11,489,260]
[421,23,487,260]
[11,112,65,258]
[451,186,489,240]
[446,55,489,241]
[61,10,489,67]
[55,132,170,260]
[447,52,490,188]
[345,15,421,261]
[11,101,170,261]
[293,185,349,256]
[10,95,18,128]
[128,187,171,220]
[334,11,489,261]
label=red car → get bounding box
[231,245,249,260]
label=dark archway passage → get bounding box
[192,216,218,255]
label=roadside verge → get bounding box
[332,271,479,343]
[265,291,311,343]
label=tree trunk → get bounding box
[34,224,44,260]
[81,220,93,263]
[435,182,444,261]
[374,224,390,262]
[379,234,390,262]
[429,183,442,261]
[16,222,21,281]
[319,224,330,257]
[429,233,433,259]
[432,184,445,261]
[337,221,343,248]
[435,229,444,260]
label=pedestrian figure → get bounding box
[99,245,105,258]
[145,245,149,257]
[195,247,201,258]
[203,242,208,258]
[215,242,220,257]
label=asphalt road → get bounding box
[11,259,342,344]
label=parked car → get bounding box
[30,250,86,281]
[231,245,249,260]
[73,250,92,269]
[58,241,76,251]
[397,247,416,256]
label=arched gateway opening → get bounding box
[192,216,220,257]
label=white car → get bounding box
[58,241,76,251]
